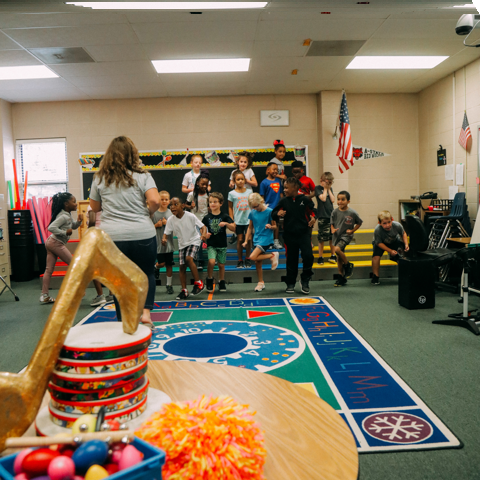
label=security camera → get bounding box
[456,14,475,35]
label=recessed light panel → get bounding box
[0,66,58,80]
[66,2,267,9]
[152,58,250,73]
[346,56,449,69]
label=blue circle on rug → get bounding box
[163,333,248,358]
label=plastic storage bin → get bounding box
[0,437,165,480]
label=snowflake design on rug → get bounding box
[362,412,433,444]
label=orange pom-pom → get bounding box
[136,395,266,480]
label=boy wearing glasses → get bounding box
[315,172,336,265]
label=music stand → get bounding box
[0,275,19,301]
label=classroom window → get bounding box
[16,138,68,199]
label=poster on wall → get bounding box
[352,145,391,161]
[437,145,447,166]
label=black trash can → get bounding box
[398,257,435,310]
[8,210,35,282]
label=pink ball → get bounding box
[111,449,123,464]
[47,455,75,480]
[73,476,85,480]
[118,445,142,471]
[13,448,33,474]
[14,474,28,480]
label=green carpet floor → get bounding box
[1,278,480,479]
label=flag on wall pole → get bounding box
[336,91,353,173]
[458,112,472,150]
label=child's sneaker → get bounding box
[328,255,337,264]
[285,284,295,294]
[270,252,279,271]
[317,256,325,265]
[334,276,347,287]
[191,281,205,296]
[254,282,265,292]
[166,285,174,294]
[219,280,227,292]
[344,262,354,278]
[40,293,55,304]
[245,259,252,269]
[237,260,245,269]
[90,294,106,307]
[176,289,188,300]
[300,278,310,294]
[206,277,214,293]
[105,294,114,302]
[273,239,283,249]
[371,275,380,285]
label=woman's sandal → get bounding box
[254,282,265,292]
[141,321,157,332]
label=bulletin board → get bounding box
[79,146,307,211]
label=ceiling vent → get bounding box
[28,47,95,64]
[306,40,366,57]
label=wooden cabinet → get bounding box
[0,194,10,286]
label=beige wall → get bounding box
[319,91,419,227]
[419,58,480,220]
[8,90,421,229]
[11,94,319,205]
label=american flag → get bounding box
[458,112,472,150]
[336,91,353,173]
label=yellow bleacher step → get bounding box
[313,244,372,252]
[315,251,374,258]
[312,228,375,235]
[312,259,397,269]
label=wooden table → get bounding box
[147,361,359,480]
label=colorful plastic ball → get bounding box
[73,476,85,480]
[72,440,108,474]
[14,473,28,480]
[22,448,60,477]
[103,463,119,475]
[109,442,126,464]
[13,448,33,474]
[106,420,120,431]
[84,464,109,480]
[118,445,142,471]
[72,414,97,434]
[48,455,76,480]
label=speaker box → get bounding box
[398,257,435,310]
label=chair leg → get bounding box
[0,276,19,301]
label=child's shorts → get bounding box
[179,244,200,265]
[255,244,274,254]
[317,218,332,242]
[335,237,351,252]
[157,252,174,266]
[236,224,249,236]
[207,246,227,264]
[373,241,404,260]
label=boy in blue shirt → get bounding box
[259,162,284,249]
[243,193,279,292]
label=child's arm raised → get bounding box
[327,187,335,203]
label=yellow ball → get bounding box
[85,464,109,480]
[71,414,97,434]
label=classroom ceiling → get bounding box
[0,0,480,102]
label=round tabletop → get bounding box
[147,360,359,480]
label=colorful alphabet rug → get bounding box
[79,296,461,453]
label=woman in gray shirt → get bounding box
[89,136,160,330]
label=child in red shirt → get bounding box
[291,161,315,197]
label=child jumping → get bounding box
[272,177,316,294]
[202,192,235,293]
[331,191,363,287]
[243,193,279,292]
[228,151,257,191]
[228,170,252,269]
[181,154,210,194]
[163,197,207,300]
[314,171,336,265]
[259,162,283,250]
[41,192,83,304]
[371,210,409,285]
[152,190,174,295]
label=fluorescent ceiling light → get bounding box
[152,58,250,73]
[66,2,267,9]
[346,56,449,69]
[452,3,475,7]
[0,66,58,80]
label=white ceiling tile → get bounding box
[0,31,21,50]
[125,11,261,24]
[0,77,74,92]
[159,72,250,87]
[85,44,148,62]
[49,60,156,77]
[77,84,169,99]
[66,73,161,88]
[143,42,254,60]
[358,38,467,56]
[3,24,139,48]
[166,83,247,97]
[372,19,460,39]
[132,21,258,44]
[252,41,308,58]
[0,88,91,103]
[0,49,42,66]
[0,12,128,29]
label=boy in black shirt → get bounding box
[314,171,336,265]
[272,177,317,295]
[202,192,235,293]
